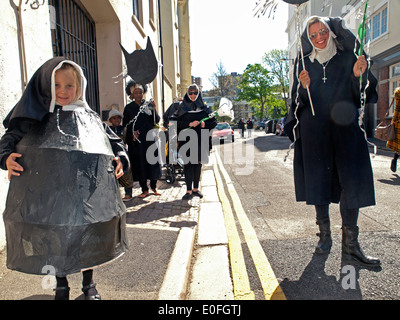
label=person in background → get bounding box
[238,118,245,138]
[387,87,400,172]
[108,108,133,199]
[108,109,124,138]
[123,80,161,198]
[246,118,253,138]
[173,84,217,200]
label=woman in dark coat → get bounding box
[285,16,380,266]
[123,81,161,198]
[238,119,245,138]
[173,84,217,200]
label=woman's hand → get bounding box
[133,130,140,141]
[353,55,367,78]
[6,153,23,180]
[299,70,310,89]
[200,121,205,128]
[189,121,200,127]
[113,157,124,179]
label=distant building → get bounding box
[192,76,203,91]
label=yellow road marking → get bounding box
[214,150,286,300]
[213,154,255,300]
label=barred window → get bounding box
[49,0,100,113]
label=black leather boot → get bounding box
[54,286,70,300]
[391,157,397,172]
[315,218,332,254]
[342,226,381,267]
[82,283,101,300]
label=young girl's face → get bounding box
[130,87,144,102]
[55,68,78,106]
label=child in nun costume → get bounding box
[0,57,129,299]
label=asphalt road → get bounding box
[216,130,400,300]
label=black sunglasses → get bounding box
[188,91,198,96]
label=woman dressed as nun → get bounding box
[285,16,380,267]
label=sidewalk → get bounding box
[0,159,231,300]
[368,137,392,153]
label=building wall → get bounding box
[0,1,54,251]
[177,0,192,97]
[160,0,180,103]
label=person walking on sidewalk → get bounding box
[0,57,129,300]
[238,118,245,138]
[246,118,253,138]
[284,16,380,267]
[123,80,162,198]
[387,87,400,172]
[172,84,217,200]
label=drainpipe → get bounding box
[157,0,165,114]
[10,0,28,90]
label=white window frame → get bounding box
[367,3,388,43]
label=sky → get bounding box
[189,0,289,91]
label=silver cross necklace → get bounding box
[321,59,331,84]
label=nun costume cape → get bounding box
[0,57,128,277]
[284,16,378,209]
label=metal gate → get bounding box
[49,0,100,112]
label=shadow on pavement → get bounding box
[279,253,381,300]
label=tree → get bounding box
[209,61,240,99]
[237,63,273,120]
[262,49,290,113]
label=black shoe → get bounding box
[192,190,203,198]
[54,286,70,300]
[315,218,332,254]
[342,226,381,267]
[82,283,101,300]
[391,158,397,172]
[182,193,192,200]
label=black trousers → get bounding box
[139,179,157,192]
[184,163,202,191]
[315,193,359,227]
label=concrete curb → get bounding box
[158,161,234,300]
[157,226,196,300]
[186,164,234,300]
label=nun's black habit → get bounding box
[173,90,217,164]
[0,57,129,276]
[285,17,378,209]
[123,99,161,182]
